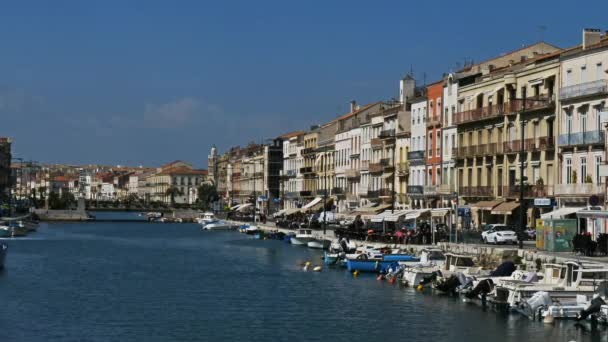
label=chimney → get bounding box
[583,28,602,49]
[350,100,357,113]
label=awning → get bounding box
[528,78,544,86]
[371,210,410,223]
[577,210,608,219]
[230,204,242,211]
[431,208,450,217]
[381,172,394,180]
[405,209,430,221]
[284,208,303,216]
[351,203,391,214]
[302,197,322,210]
[471,200,503,211]
[542,207,584,219]
[237,203,253,212]
[491,201,520,215]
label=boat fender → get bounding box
[376,274,383,281]
[416,285,424,291]
[388,277,395,285]
[543,312,554,324]
[353,270,359,277]
[313,266,322,272]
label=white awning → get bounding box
[237,203,253,212]
[576,209,608,219]
[371,210,410,223]
[230,204,242,211]
[541,207,584,219]
[405,209,430,221]
[302,197,323,210]
[431,208,450,217]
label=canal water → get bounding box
[1,213,606,342]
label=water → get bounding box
[1,214,607,342]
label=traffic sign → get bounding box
[534,198,551,207]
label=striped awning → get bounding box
[471,200,503,211]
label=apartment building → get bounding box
[281,132,305,209]
[0,137,11,202]
[409,96,427,208]
[441,73,459,206]
[425,81,443,207]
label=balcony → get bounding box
[426,115,441,127]
[554,183,604,196]
[397,162,409,177]
[379,129,395,139]
[558,131,605,147]
[380,158,394,170]
[371,138,383,150]
[424,185,438,195]
[315,189,328,197]
[503,185,553,198]
[438,183,455,194]
[523,137,555,152]
[559,80,608,101]
[360,160,369,171]
[407,150,425,160]
[459,186,493,197]
[453,97,555,125]
[299,167,314,174]
[301,147,316,155]
[331,187,344,195]
[286,170,297,177]
[345,169,360,179]
[377,189,392,197]
[407,185,424,195]
[299,190,313,197]
[503,140,522,154]
[369,163,383,173]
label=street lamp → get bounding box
[518,92,527,249]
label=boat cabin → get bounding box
[296,229,313,237]
[419,248,446,265]
[443,253,477,273]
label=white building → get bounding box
[409,97,427,208]
[441,73,459,206]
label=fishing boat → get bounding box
[290,229,316,246]
[345,256,399,273]
[307,239,331,249]
[202,220,235,231]
[0,243,6,268]
[0,225,11,238]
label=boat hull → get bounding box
[346,259,398,273]
[0,228,11,238]
[382,254,420,262]
[307,240,331,249]
[291,237,315,246]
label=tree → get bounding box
[197,183,219,210]
[165,186,183,206]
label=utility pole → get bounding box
[518,91,527,249]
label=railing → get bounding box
[299,190,313,197]
[332,187,344,195]
[345,169,360,179]
[299,167,313,174]
[378,189,392,197]
[301,147,316,155]
[371,138,383,149]
[380,158,392,166]
[558,131,605,147]
[426,116,441,127]
[503,185,553,198]
[503,140,522,154]
[407,185,424,194]
[424,185,437,195]
[379,129,396,139]
[459,186,493,197]
[284,191,299,199]
[315,189,328,196]
[360,161,369,171]
[438,183,455,194]
[523,136,555,151]
[407,150,425,160]
[559,80,608,101]
[369,163,383,173]
[286,170,297,177]
[554,183,603,196]
[397,162,409,176]
[453,97,554,125]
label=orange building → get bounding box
[425,81,443,207]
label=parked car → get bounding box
[481,224,518,244]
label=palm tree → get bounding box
[165,186,184,207]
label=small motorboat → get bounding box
[202,220,235,231]
[402,266,442,288]
[197,212,216,225]
[345,254,399,273]
[0,243,6,269]
[0,226,11,238]
[307,239,331,249]
[242,225,260,235]
[290,229,316,246]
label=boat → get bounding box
[202,220,235,231]
[492,261,608,316]
[242,225,260,235]
[290,229,316,246]
[382,254,419,262]
[0,225,11,238]
[345,256,399,273]
[197,212,216,225]
[0,243,5,269]
[307,239,331,249]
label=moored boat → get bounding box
[290,229,316,246]
[345,255,399,273]
[0,225,11,238]
[202,220,235,231]
[307,239,331,249]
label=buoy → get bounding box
[543,312,554,324]
[416,284,424,291]
[353,270,359,277]
[388,277,395,285]
[376,274,383,281]
[313,266,322,272]
[303,261,311,271]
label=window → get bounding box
[566,69,572,86]
[596,155,603,184]
[566,158,572,184]
[581,65,587,83]
[581,109,587,133]
[581,157,587,183]
[566,111,572,135]
[598,63,604,81]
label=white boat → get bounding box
[290,229,316,246]
[202,220,234,231]
[197,212,216,225]
[307,239,331,249]
[402,265,441,287]
[492,261,608,315]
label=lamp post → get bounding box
[518,93,527,249]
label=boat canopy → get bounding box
[302,197,323,211]
[542,206,584,219]
[491,201,520,215]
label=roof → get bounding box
[160,160,191,169]
[159,167,207,176]
[334,102,381,123]
[51,175,77,182]
[279,131,306,139]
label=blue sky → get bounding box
[1,0,606,168]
